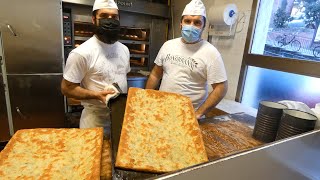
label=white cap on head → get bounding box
[182,0,206,18]
[93,0,118,12]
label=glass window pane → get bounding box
[242,66,320,109]
[251,0,320,62]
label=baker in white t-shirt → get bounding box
[146,0,228,119]
[61,0,130,136]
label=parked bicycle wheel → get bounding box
[313,46,320,58]
[290,40,301,52]
[274,35,284,47]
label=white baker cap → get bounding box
[182,0,206,18]
[93,0,118,12]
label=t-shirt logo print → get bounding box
[115,65,125,75]
[163,54,198,70]
[105,52,119,59]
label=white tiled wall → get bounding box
[171,0,254,100]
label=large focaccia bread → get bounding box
[0,128,103,179]
[100,140,112,180]
[115,88,208,173]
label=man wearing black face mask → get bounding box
[61,0,130,137]
[94,16,120,44]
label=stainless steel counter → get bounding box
[154,129,320,180]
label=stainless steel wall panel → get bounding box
[149,18,168,70]
[0,76,10,141]
[63,3,92,23]
[120,11,152,28]
[63,4,153,29]
[63,0,170,18]
[117,0,170,18]
[0,0,63,74]
[0,31,14,139]
[7,75,65,130]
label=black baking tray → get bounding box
[109,94,160,180]
[0,141,8,152]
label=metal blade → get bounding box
[112,82,123,94]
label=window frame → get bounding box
[236,0,320,102]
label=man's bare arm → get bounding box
[61,78,114,104]
[145,65,163,89]
[195,81,228,119]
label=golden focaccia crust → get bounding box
[0,128,103,179]
[100,140,112,180]
[115,88,208,173]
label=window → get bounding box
[237,0,320,108]
[242,66,320,108]
[251,0,320,62]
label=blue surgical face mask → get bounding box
[181,25,201,43]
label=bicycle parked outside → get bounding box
[274,34,302,52]
[313,46,320,58]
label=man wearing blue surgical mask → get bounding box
[146,0,228,119]
[180,15,204,44]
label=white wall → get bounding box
[171,0,254,100]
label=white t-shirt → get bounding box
[155,38,227,109]
[63,36,130,107]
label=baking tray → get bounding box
[109,94,160,180]
[0,141,8,152]
[199,112,257,127]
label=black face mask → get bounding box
[95,18,120,44]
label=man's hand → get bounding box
[195,81,228,119]
[95,89,115,104]
[195,111,203,120]
[61,78,115,104]
[145,65,163,89]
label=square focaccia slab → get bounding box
[100,140,112,180]
[116,88,208,173]
[0,128,103,179]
